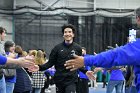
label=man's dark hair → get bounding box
[61,24,76,34]
[0,27,6,34]
[135,7,140,18]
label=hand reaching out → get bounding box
[86,71,96,81]
[64,55,84,71]
[20,55,39,72]
[16,57,35,68]
[28,65,39,72]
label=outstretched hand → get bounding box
[28,65,39,72]
[23,55,39,72]
[64,55,84,71]
[17,57,35,68]
[86,71,96,81]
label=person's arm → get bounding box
[0,63,21,69]
[6,57,34,68]
[28,59,54,72]
[28,47,58,72]
[0,53,21,68]
[0,55,34,69]
[39,47,57,71]
[85,40,140,67]
[39,61,54,71]
[65,40,140,71]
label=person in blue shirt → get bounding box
[64,7,140,93]
[106,66,125,93]
[105,46,125,93]
[77,47,91,93]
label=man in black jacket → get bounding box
[30,24,83,93]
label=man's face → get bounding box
[63,28,74,42]
[0,30,6,41]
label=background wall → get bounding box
[0,0,139,56]
[14,0,140,9]
[0,15,13,41]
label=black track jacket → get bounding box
[39,41,82,85]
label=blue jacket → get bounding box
[84,39,140,92]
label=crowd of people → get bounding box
[0,7,140,93]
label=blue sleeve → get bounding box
[0,55,7,65]
[84,40,140,68]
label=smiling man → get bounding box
[30,24,82,93]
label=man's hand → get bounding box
[64,55,84,71]
[86,71,96,81]
[17,57,35,68]
[28,65,39,72]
